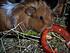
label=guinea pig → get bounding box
[11,0,55,32]
[28,1,54,32]
[0,8,12,31]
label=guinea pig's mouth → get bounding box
[37,23,53,33]
[40,20,53,32]
[41,25,51,33]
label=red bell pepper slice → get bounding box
[41,24,70,53]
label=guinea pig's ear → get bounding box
[25,7,36,16]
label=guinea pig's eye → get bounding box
[25,7,36,16]
[39,16,43,20]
